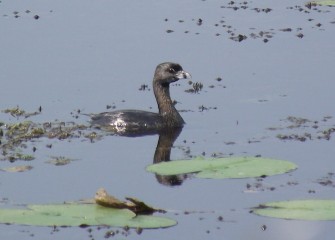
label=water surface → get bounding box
[1,0,334,239]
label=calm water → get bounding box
[1,0,334,239]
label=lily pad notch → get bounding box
[146,157,297,179]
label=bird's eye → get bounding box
[168,68,176,73]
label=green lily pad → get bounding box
[0,204,176,228]
[146,157,297,179]
[253,200,335,221]
[97,215,177,228]
[310,0,335,5]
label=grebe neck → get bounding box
[153,81,184,124]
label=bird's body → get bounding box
[90,62,190,135]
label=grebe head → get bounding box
[154,62,191,85]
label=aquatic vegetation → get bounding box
[252,200,335,221]
[0,189,175,228]
[0,203,176,228]
[0,108,104,162]
[0,165,33,173]
[308,0,335,6]
[268,116,335,141]
[95,188,159,214]
[147,157,297,179]
[2,106,41,118]
[45,156,77,166]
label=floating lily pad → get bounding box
[97,214,177,228]
[0,204,176,228]
[252,200,335,221]
[146,157,297,179]
[310,0,335,5]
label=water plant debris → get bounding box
[95,188,160,214]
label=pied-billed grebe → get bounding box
[90,62,191,134]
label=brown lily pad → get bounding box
[95,188,160,214]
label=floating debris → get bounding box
[1,165,33,173]
[2,106,41,118]
[0,115,104,162]
[45,156,77,166]
[268,116,335,142]
[95,188,161,214]
[185,82,203,93]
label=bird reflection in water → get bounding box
[153,127,187,186]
